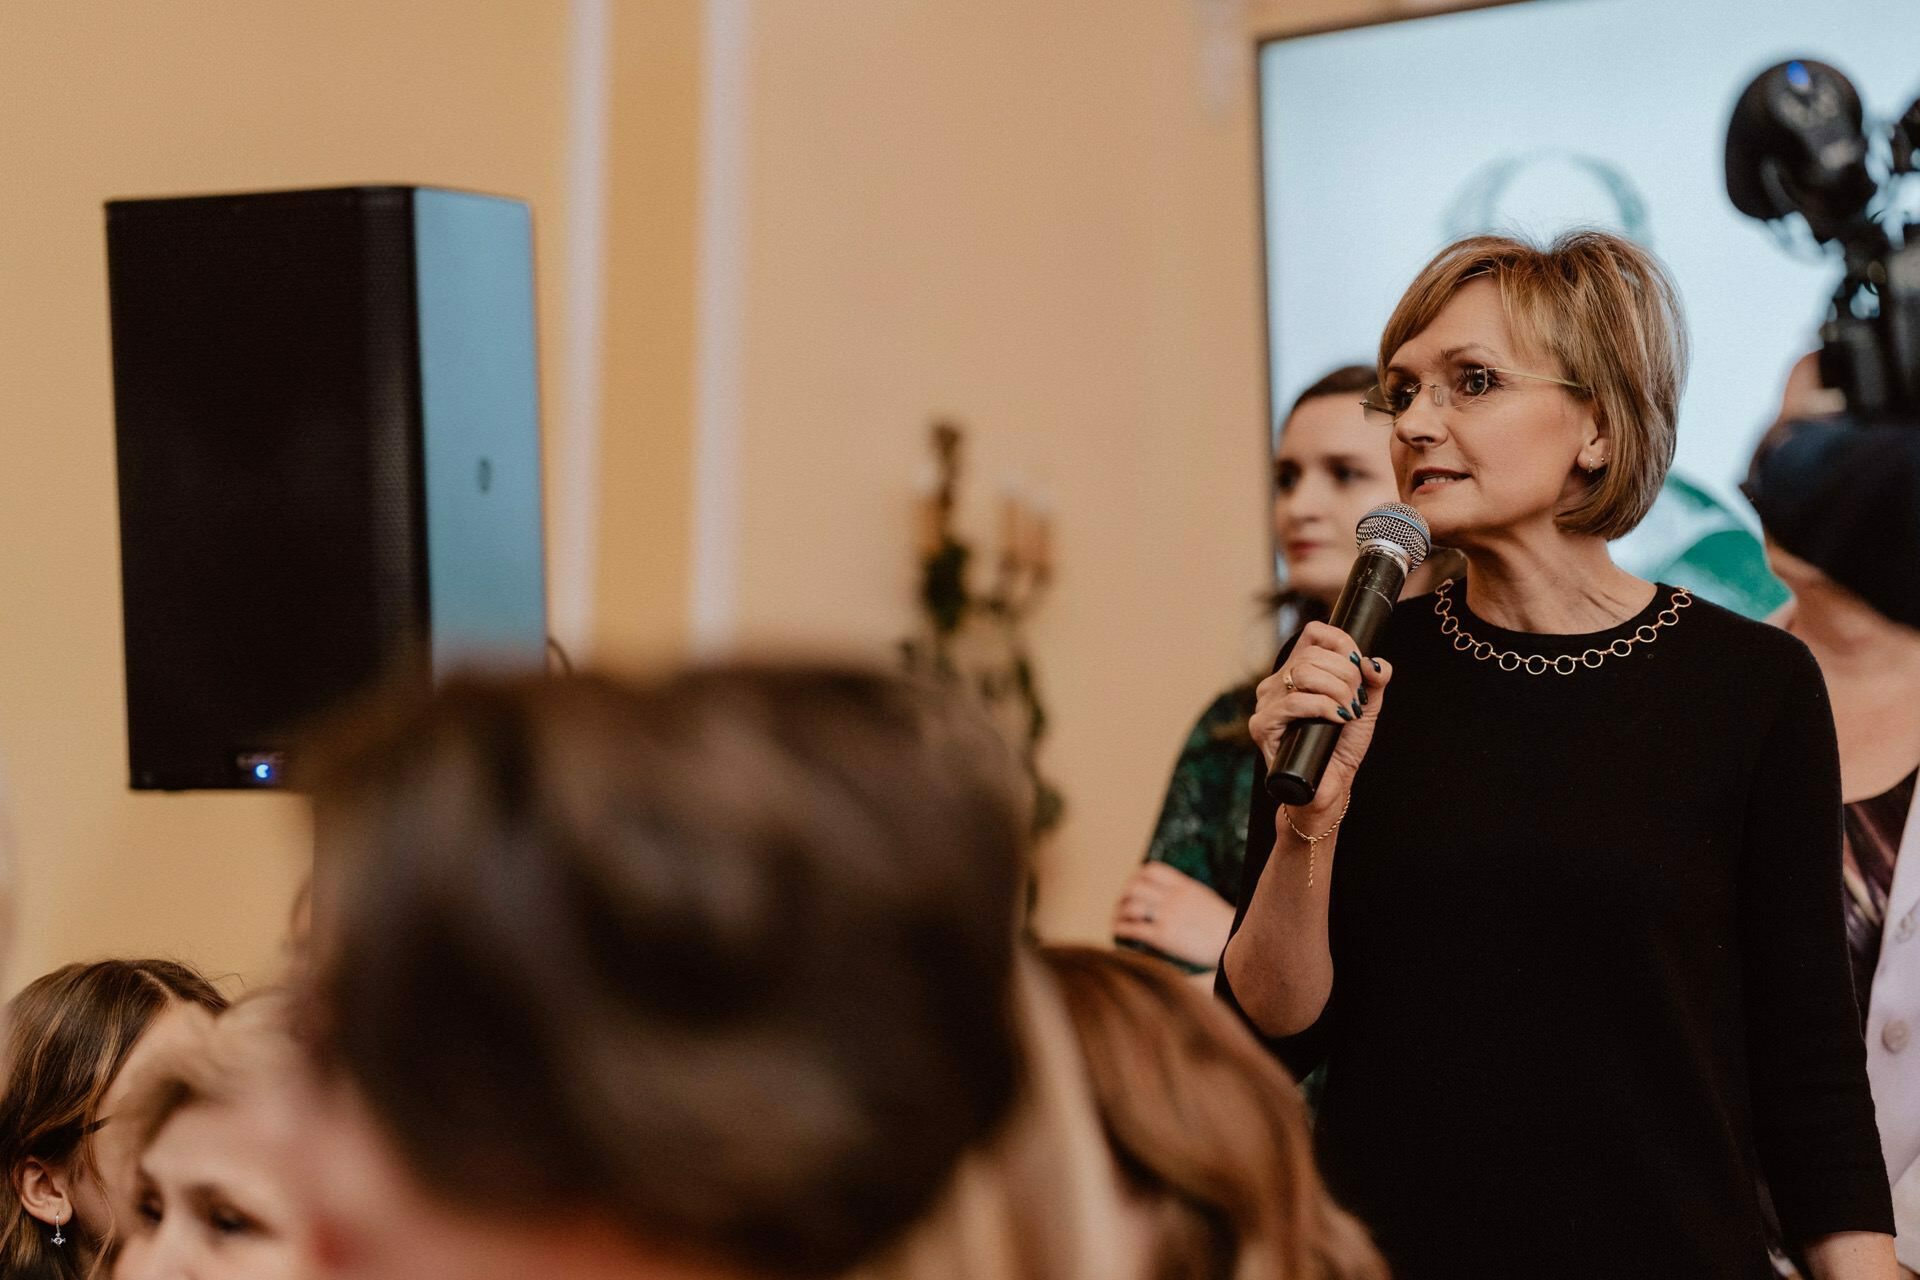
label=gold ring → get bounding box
[1282,669,1296,693]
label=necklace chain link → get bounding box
[1432,579,1691,675]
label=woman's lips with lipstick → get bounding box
[1285,539,1327,559]
[1410,467,1469,494]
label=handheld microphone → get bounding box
[1265,503,1431,806]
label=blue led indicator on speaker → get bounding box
[1786,61,1811,90]
[237,751,286,786]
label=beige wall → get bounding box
[593,2,703,668]
[0,1,686,991]
[0,0,1494,986]
[722,1,1276,943]
[718,0,1511,942]
[1250,0,1518,37]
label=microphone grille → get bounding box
[1355,503,1432,568]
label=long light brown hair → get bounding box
[0,960,227,1280]
[1041,946,1387,1280]
[856,954,1148,1280]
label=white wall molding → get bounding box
[553,0,612,657]
[688,0,751,653]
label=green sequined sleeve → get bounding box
[1142,685,1260,899]
[1117,685,1261,971]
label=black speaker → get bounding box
[105,186,548,791]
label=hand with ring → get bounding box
[1112,862,1236,969]
[1251,620,1394,814]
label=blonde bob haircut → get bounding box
[1378,230,1688,540]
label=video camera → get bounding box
[1726,59,1920,421]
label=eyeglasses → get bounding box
[1360,363,1587,428]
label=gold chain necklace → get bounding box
[1432,579,1692,674]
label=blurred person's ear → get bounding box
[1764,538,1887,627]
[293,1074,721,1280]
[1765,538,1827,595]
[15,1158,75,1231]
[1764,538,1867,609]
[1779,352,1847,422]
[285,877,313,964]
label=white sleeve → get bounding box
[1894,1156,1920,1272]
[1869,790,1920,1189]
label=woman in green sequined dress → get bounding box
[1112,365,1455,977]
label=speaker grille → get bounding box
[107,188,429,788]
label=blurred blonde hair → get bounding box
[1379,230,1688,540]
[1041,946,1387,1280]
[112,991,304,1177]
[854,953,1142,1280]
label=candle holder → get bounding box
[901,420,1063,839]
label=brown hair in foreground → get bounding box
[299,665,1031,1278]
[1378,229,1688,540]
[0,960,228,1279]
[1042,946,1388,1280]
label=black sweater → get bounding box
[1219,585,1893,1279]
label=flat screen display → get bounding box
[1260,0,1919,608]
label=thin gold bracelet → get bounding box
[1282,793,1351,889]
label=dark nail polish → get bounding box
[1351,699,1362,718]
[1372,658,1382,673]
[1358,688,1368,705]
[1349,652,1362,666]
[1336,707,1351,721]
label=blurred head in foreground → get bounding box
[112,992,311,1280]
[0,960,228,1279]
[295,666,1030,1280]
[1041,946,1387,1280]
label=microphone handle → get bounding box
[1265,547,1407,807]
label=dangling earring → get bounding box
[51,1215,64,1247]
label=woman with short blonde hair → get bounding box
[1376,232,1685,541]
[110,992,312,1280]
[1221,231,1897,1278]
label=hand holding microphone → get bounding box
[1256,504,1432,811]
[1251,623,1392,814]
